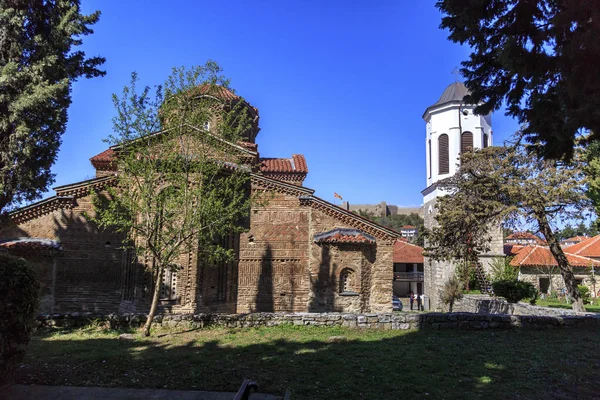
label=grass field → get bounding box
[535,299,600,313]
[17,325,600,399]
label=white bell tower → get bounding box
[422,81,492,205]
[421,82,502,311]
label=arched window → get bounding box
[461,131,474,154]
[340,268,355,294]
[483,133,489,148]
[438,134,449,175]
[428,139,432,179]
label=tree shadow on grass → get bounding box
[15,326,600,400]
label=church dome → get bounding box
[423,82,470,117]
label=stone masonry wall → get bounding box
[308,207,393,313]
[453,295,594,317]
[237,189,311,313]
[37,311,600,331]
[0,193,126,314]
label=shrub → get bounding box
[0,253,40,384]
[492,280,536,303]
[440,276,463,312]
[578,285,591,304]
[489,257,518,282]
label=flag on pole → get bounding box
[334,192,343,200]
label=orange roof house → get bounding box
[510,245,600,268]
[562,234,600,259]
[505,232,546,246]
[393,240,424,264]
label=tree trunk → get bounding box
[536,211,586,312]
[143,268,163,337]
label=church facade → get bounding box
[0,87,400,315]
[421,82,504,310]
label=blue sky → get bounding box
[52,0,520,207]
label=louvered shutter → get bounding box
[438,134,449,174]
[461,131,473,154]
[483,133,489,148]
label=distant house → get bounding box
[393,239,424,298]
[400,225,418,240]
[505,232,546,246]
[561,235,600,261]
[560,236,589,248]
[506,244,600,296]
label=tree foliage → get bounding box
[0,0,105,216]
[439,276,463,312]
[426,139,593,312]
[437,0,600,160]
[91,63,255,336]
[0,253,40,383]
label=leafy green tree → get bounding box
[437,0,600,160]
[0,0,105,217]
[91,63,255,336]
[426,139,592,312]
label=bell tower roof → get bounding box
[423,82,470,118]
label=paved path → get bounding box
[0,384,281,400]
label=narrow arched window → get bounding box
[461,131,473,154]
[340,268,355,294]
[438,134,449,175]
[483,133,489,148]
[428,139,432,179]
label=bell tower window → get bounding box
[461,131,473,154]
[438,134,449,175]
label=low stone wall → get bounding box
[453,295,593,317]
[36,311,600,331]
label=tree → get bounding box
[426,139,593,312]
[91,63,255,336]
[0,0,105,217]
[439,276,463,312]
[437,0,600,161]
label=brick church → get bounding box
[0,87,401,315]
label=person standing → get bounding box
[417,293,422,311]
[409,292,414,311]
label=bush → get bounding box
[440,276,463,312]
[578,285,591,304]
[0,253,40,384]
[492,280,536,303]
[490,257,518,282]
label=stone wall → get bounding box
[237,189,310,313]
[453,295,593,317]
[36,311,600,331]
[518,267,599,296]
[0,193,126,314]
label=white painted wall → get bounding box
[424,103,492,190]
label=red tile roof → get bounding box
[510,245,600,268]
[193,84,240,101]
[238,141,258,152]
[0,238,62,255]
[393,240,424,264]
[563,235,589,243]
[563,234,600,258]
[259,155,308,173]
[90,148,116,170]
[314,228,376,244]
[401,225,416,229]
[505,231,546,245]
[504,244,526,256]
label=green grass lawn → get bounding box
[17,324,600,399]
[535,299,600,313]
